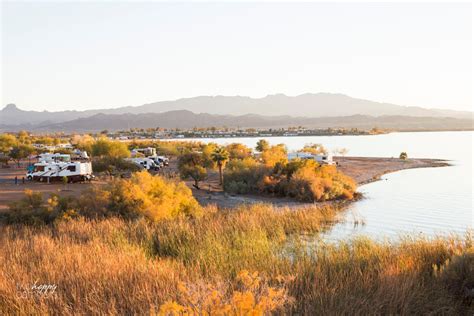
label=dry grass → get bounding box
[0,204,472,315]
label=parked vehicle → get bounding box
[131,147,157,157]
[287,152,336,165]
[26,161,93,182]
[149,156,169,167]
[126,158,161,171]
[37,153,71,163]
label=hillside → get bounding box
[1,93,472,129]
[4,110,472,132]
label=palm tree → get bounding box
[211,147,229,185]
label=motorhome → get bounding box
[131,148,169,168]
[37,153,71,163]
[131,147,157,157]
[287,152,336,165]
[126,158,161,171]
[26,161,93,182]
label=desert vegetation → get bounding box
[224,143,356,202]
[0,190,472,314]
[1,133,471,314]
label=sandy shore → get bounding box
[0,157,449,210]
[335,156,449,185]
[192,157,450,209]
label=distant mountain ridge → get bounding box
[1,93,472,131]
[1,110,472,133]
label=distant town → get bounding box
[105,126,386,141]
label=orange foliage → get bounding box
[157,270,292,315]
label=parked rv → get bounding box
[131,147,157,157]
[131,148,169,168]
[150,156,169,167]
[37,153,71,163]
[287,152,336,165]
[26,161,93,182]
[126,158,161,171]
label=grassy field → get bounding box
[1,203,472,315]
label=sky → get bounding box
[1,2,472,112]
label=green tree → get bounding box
[211,147,229,185]
[255,139,270,152]
[17,130,30,144]
[178,152,208,189]
[92,138,130,158]
[299,143,327,155]
[0,134,17,160]
[201,143,218,168]
[399,152,408,160]
[71,134,95,153]
[10,144,35,167]
[225,143,252,160]
[261,144,287,167]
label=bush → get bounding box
[79,171,203,221]
[224,158,269,194]
[3,190,78,225]
[224,158,356,202]
[261,144,287,167]
[92,138,130,158]
[225,143,252,160]
[287,163,356,201]
[4,173,203,225]
[178,152,208,189]
[92,157,141,174]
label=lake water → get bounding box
[179,131,473,239]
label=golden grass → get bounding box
[0,204,472,315]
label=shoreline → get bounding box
[118,129,473,142]
[192,157,450,209]
[0,157,450,211]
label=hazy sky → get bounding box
[1,2,472,112]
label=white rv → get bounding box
[287,152,335,165]
[131,147,157,157]
[126,158,161,171]
[37,153,71,163]
[149,156,169,167]
[26,161,93,182]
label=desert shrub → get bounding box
[223,158,270,194]
[92,157,141,173]
[261,144,288,167]
[223,157,356,202]
[178,152,208,189]
[4,173,202,225]
[79,171,203,221]
[286,163,356,201]
[92,138,130,158]
[299,143,327,155]
[158,270,293,315]
[128,140,202,157]
[225,143,252,160]
[3,190,78,225]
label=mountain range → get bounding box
[1,93,472,132]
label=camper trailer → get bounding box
[26,161,93,182]
[287,152,335,165]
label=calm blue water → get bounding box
[174,131,473,239]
